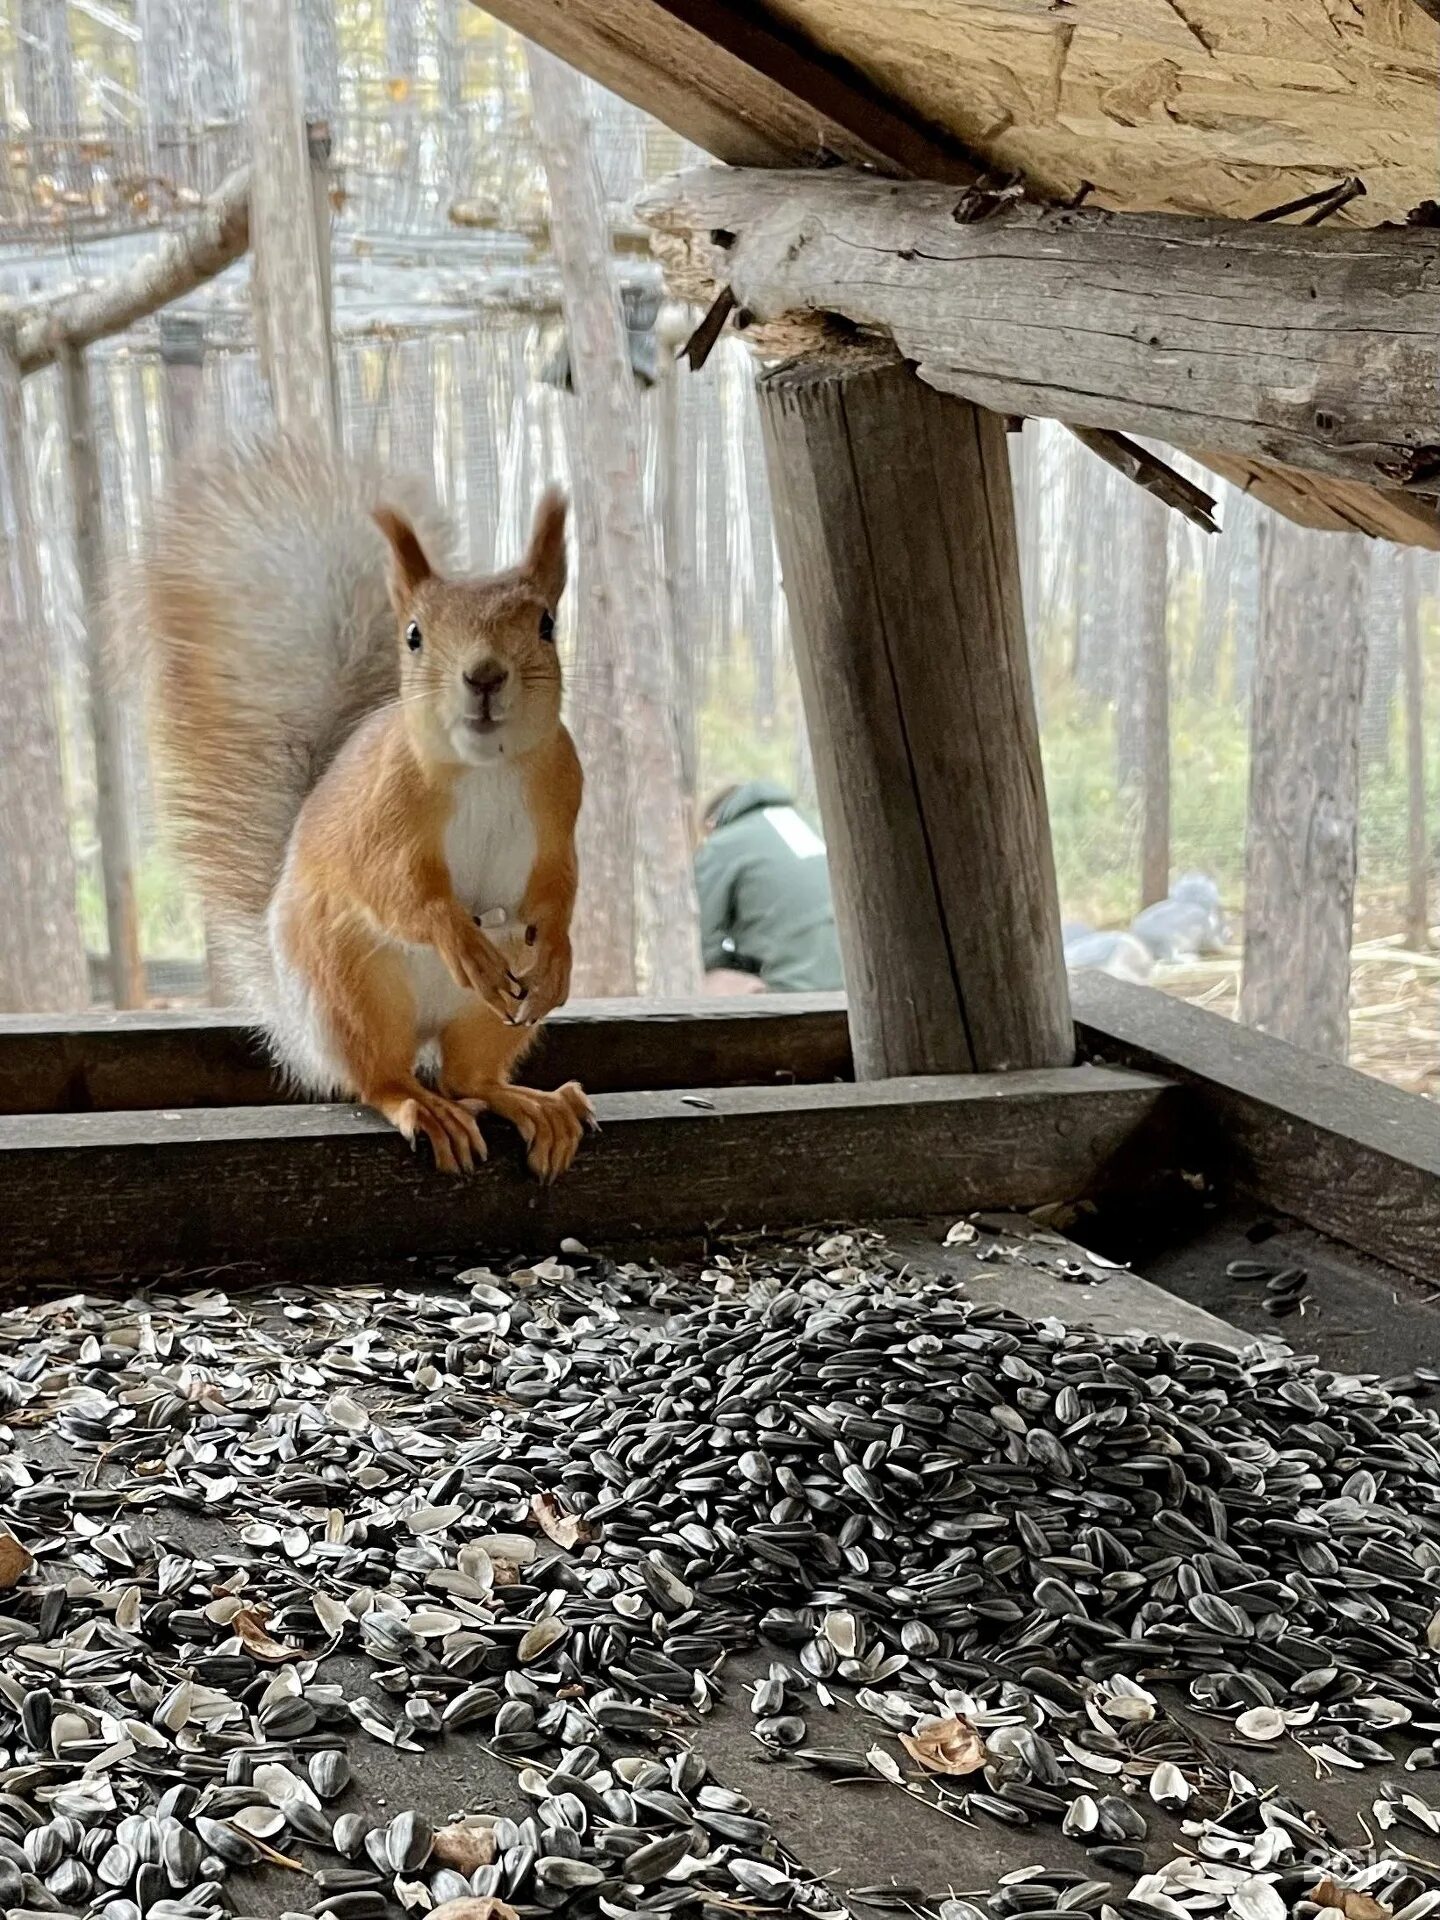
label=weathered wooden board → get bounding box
[757,351,1072,1076]
[1073,973,1440,1284]
[0,1066,1183,1283]
[0,997,854,1114]
[641,168,1440,496]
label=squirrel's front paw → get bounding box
[435,913,528,1023]
[518,928,572,1024]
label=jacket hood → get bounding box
[709,779,793,828]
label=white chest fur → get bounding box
[443,761,536,920]
[399,762,537,1040]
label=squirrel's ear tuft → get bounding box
[523,486,567,609]
[373,506,433,610]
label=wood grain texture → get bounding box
[0,321,87,1013]
[470,0,981,180]
[1238,522,1367,1058]
[58,344,144,1012]
[756,351,1073,1078]
[641,168,1440,497]
[1073,973,1440,1283]
[0,997,855,1114]
[0,1066,1181,1283]
[1197,452,1440,552]
[243,0,335,444]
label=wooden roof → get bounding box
[481,0,1440,546]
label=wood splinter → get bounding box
[1066,427,1220,535]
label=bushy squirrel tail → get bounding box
[119,438,450,997]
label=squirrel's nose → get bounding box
[463,660,508,697]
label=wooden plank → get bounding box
[58,343,145,1012]
[471,0,980,181]
[756,348,1072,1077]
[640,166,1440,498]
[0,1066,1181,1283]
[0,996,855,1114]
[1238,521,1366,1057]
[1072,972,1440,1282]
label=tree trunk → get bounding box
[758,350,1073,1076]
[1137,496,1171,907]
[1360,544,1402,772]
[1403,548,1429,950]
[244,0,336,447]
[1191,491,1233,697]
[18,0,76,155]
[59,344,145,1011]
[1239,520,1367,1060]
[655,329,698,801]
[526,45,699,996]
[0,320,86,1012]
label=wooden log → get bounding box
[243,0,336,445]
[756,348,1073,1077]
[0,1065,1182,1283]
[58,344,145,1013]
[0,320,87,1013]
[1073,972,1440,1285]
[639,167,1440,498]
[1403,550,1430,950]
[1238,522,1367,1059]
[14,169,250,379]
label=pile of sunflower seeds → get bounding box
[1,1231,1440,1920]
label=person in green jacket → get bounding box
[694,780,845,993]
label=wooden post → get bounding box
[0,320,87,1012]
[243,0,336,446]
[1137,496,1171,907]
[59,344,145,1011]
[1403,548,1429,951]
[1239,519,1367,1060]
[756,350,1073,1077]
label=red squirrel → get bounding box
[127,439,593,1178]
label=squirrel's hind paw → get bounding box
[381,1087,489,1175]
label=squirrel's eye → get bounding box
[405,620,422,652]
[538,610,555,643]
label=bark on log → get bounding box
[1239,522,1367,1060]
[527,47,700,997]
[756,349,1073,1077]
[58,345,145,1012]
[13,168,250,379]
[243,0,336,446]
[0,321,87,1013]
[639,167,1440,497]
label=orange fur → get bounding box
[128,443,591,1179]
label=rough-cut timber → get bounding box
[243,0,336,444]
[1073,973,1440,1286]
[1239,522,1367,1060]
[640,167,1440,498]
[0,1066,1180,1283]
[757,349,1072,1078]
[471,0,981,181]
[59,345,144,1012]
[13,169,250,379]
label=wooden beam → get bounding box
[471,0,981,182]
[58,344,145,1012]
[0,996,855,1115]
[13,168,249,379]
[756,349,1073,1077]
[0,1066,1182,1283]
[1073,973,1440,1284]
[640,167,1440,498]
